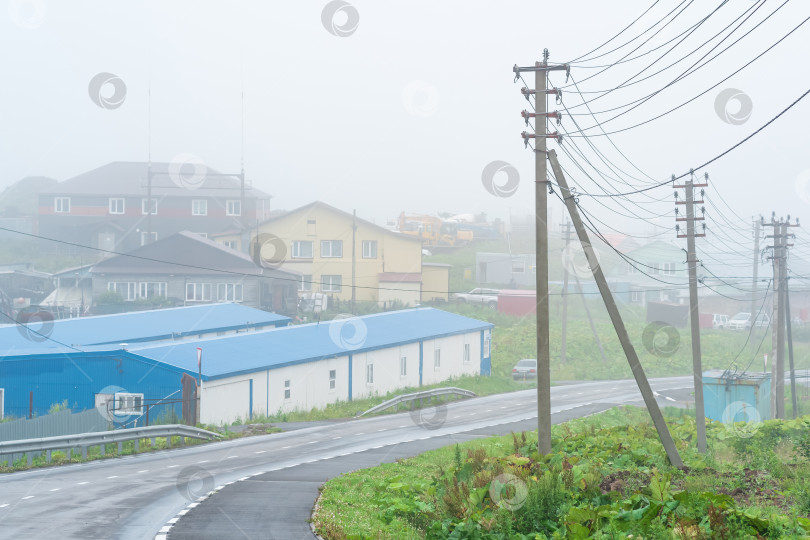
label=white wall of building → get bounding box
[200,330,484,425]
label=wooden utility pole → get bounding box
[675,172,707,453]
[514,50,567,454]
[548,149,683,467]
[751,219,761,321]
[560,220,571,364]
[572,271,608,363]
[352,209,357,315]
[765,215,781,418]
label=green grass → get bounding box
[312,408,810,539]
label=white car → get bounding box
[451,288,500,309]
[727,312,770,331]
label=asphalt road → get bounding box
[0,376,694,540]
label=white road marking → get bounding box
[306,440,317,445]
[159,525,171,533]
[0,504,8,508]
[21,496,34,500]
[49,488,60,492]
[137,470,148,473]
[226,455,239,459]
[499,406,507,409]
[198,460,210,463]
[254,450,266,454]
[485,409,492,412]
[376,428,386,432]
[168,518,179,524]
[77,482,89,485]
[356,432,364,436]
[282,446,291,449]
[167,465,178,468]
[397,425,407,428]
[666,396,677,402]
[332,436,342,440]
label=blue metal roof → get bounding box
[0,303,291,357]
[130,308,494,380]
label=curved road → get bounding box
[0,376,694,539]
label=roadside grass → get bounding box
[312,407,810,539]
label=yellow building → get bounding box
[213,201,449,306]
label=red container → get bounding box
[497,289,536,317]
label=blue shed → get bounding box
[702,370,771,424]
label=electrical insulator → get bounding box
[674,191,679,199]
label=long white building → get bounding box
[130,308,494,424]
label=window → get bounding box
[141,198,158,215]
[662,262,676,276]
[649,262,660,275]
[192,199,208,216]
[226,200,241,216]
[113,393,143,415]
[139,282,167,299]
[108,282,137,301]
[217,283,243,302]
[54,197,70,213]
[307,219,316,235]
[223,240,238,250]
[329,369,336,390]
[196,232,208,239]
[463,343,471,363]
[630,291,641,302]
[298,274,312,291]
[434,349,441,370]
[321,274,342,292]
[284,380,291,399]
[321,240,343,258]
[291,240,313,258]
[511,259,525,273]
[627,262,637,275]
[362,240,377,259]
[186,283,212,302]
[400,356,407,377]
[109,198,125,214]
[140,231,158,245]
[366,363,374,384]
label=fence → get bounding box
[0,408,108,443]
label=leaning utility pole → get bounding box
[560,220,572,364]
[514,50,567,454]
[548,149,683,467]
[573,263,608,363]
[675,172,708,454]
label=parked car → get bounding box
[451,288,500,309]
[726,312,770,331]
[712,314,729,329]
[512,358,537,380]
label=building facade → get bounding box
[38,161,272,254]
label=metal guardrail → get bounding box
[0,424,222,467]
[356,387,476,417]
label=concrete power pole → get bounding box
[548,149,683,467]
[352,209,357,316]
[675,172,708,454]
[783,216,800,417]
[776,221,787,419]
[514,50,567,455]
[765,215,781,418]
[561,220,571,364]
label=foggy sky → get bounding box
[2,0,809,267]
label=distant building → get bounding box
[89,231,299,315]
[607,240,688,306]
[37,161,272,254]
[213,201,449,306]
